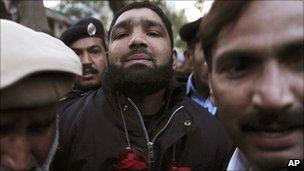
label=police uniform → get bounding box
[60,17,107,99]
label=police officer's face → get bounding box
[0,104,57,171]
[71,37,107,91]
[209,1,303,170]
[192,42,209,97]
[108,8,172,69]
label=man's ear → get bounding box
[203,61,209,74]
[183,50,191,60]
[208,75,217,106]
[105,51,110,66]
[172,49,179,69]
[172,49,177,60]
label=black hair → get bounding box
[108,1,173,48]
[199,0,250,69]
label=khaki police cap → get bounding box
[0,19,82,110]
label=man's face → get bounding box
[0,104,57,171]
[109,8,172,69]
[209,1,303,170]
[192,42,209,96]
[172,50,192,81]
[71,37,107,91]
[105,8,173,98]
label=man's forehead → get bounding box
[234,1,303,33]
[70,37,103,49]
[1,104,57,123]
[114,8,164,28]
[214,1,303,58]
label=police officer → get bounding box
[61,17,108,94]
[179,17,217,115]
[0,19,82,171]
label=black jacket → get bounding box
[52,83,233,171]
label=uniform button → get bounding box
[123,105,129,111]
[184,120,191,126]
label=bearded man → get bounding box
[53,2,233,171]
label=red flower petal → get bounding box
[167,161,192,171]
[114,148,149,171]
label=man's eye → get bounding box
[283,48,303,71]
[221,58,255,78]
[147,31,160,37]
[89,48,101,55]
[0,124,15,135]
[27,120,54,135]
[114,33,128,39]
[73,50,82,56]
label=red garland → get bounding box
[167,161,192,171]
[113,148,192,171]
[113,148,150,171]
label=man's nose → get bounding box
[4,134,35,171]
[128,33,148,50]
[252,60,294,111]
[81,50,92,65]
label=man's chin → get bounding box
[123,60,154,68]
[251,152,291,170]
[242,141,303,171]
[123,62,154,70]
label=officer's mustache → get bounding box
[121,47,156,63]
[239,108,303,132]
[82,64,98,75]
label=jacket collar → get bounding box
[98,78,195,146]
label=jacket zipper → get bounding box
[127,98,184,164]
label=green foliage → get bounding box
[146,0,187,49]
[53,1,108,20]
[51,0,188,49]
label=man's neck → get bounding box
[192,75,209,99]
[135,89,166,117]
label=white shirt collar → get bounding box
[227,148,251,171]
[186,73,217,115]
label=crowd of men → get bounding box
[0,1,303,171]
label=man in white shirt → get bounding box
[200,1,303,170]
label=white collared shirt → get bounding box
[186,73,217,115]
[227,148,251,171]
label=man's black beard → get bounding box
[103,61,173,101]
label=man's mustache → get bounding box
[82,64,98,75]
[121,48,156,63]
[239,108,303,132]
